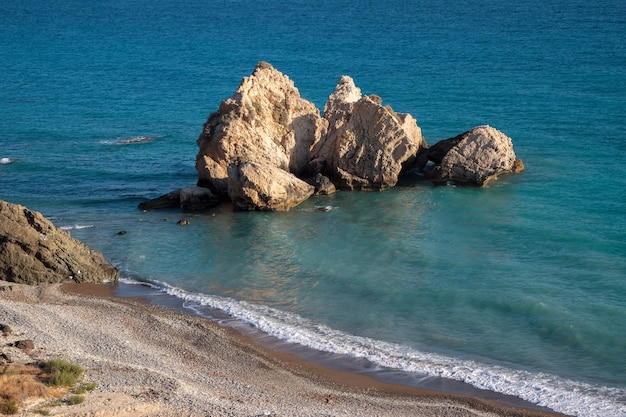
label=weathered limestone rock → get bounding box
[0,200,119,284]
[138,187,220,211]
[423,125,524,186]
[196,62,327,195]
[312,76,427,190]
[227,162,315,211]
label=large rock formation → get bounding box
[227,162,315,211]
[188,63,524,211]
[0,200,119,285]
[195,61,327,196]
[311,76,427,190]
[422,125,524,186]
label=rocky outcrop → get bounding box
[184,64,524,212]
[139,186,221,211]
[196,62,327,195]
[311,76,427,190]
[227,162,315,211]
[0,200,119,285]
[421,125,524,186]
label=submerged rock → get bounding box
[422,125,524,186]
[118,136,153,144]
[0,200,119,285]
[196,61,326,195]
[312,76,427,190]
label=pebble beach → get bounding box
[0,281,567,417]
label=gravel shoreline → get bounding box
[0,281,568,417]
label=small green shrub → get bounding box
[41,359,83,387]
[83,382,97,391]
[252,100,264,115]
[34,408,51,416]
[46,399,62,407]
[272,107,289,127]
[66,395,84,405]
[74,381,96,394]
[0,399,18,415]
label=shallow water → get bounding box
[1,0,625,415]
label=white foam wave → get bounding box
[60,224,94,230]
[1,157,13,165]
[97,139,117,145]
[121,278,626,417]
[99,135,154,145]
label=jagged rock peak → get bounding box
[195,62,326,195]
[312,76,427,190]
[323,76,362,112]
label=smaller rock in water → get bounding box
[117,230,127,235]
[14,340,35,350]
[423,125,523,186]
[177,219,190,225]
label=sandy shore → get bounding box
[0,281,568,417]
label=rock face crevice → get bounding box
[0,200,119,285]
[142,61,524,212]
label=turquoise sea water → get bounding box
[1,1,625,415]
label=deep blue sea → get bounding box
[1,0,625,415]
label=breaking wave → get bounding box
[120,278,626,417]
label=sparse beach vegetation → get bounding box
[67,394,85,405]
[0,360,92,414]
[41,359,83,387]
